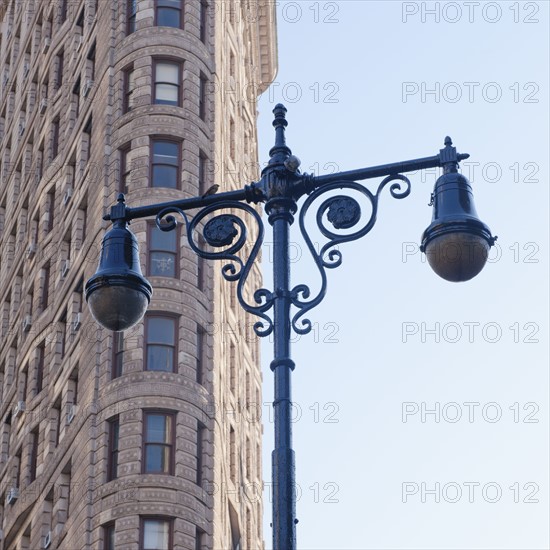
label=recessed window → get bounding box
[148,224,178,277]
[19,365,29,403]
[51,118,60,159]
[123,66,135,112]
[46,189,55,232]
[229,117,235,161]
[112,332,124,378]
[104,523,116,550]
[229,425,236,482]
[196,421,205,485]
[36,342,45,394]
[107,416,119,481]
[76,7,85,29]
[84,115,93,136]
[29,428,39,482]
[72,77,81,118]
[196,324,204,384]
[127,0,137,33]
[198,151,207,196]
[143,412,175,474]
[53,399,62,447]
[151,140,179,188]
[120,146,131,194]
[15,447,22,489]
[40,262,51,308]
[154,61,181,106]
[229,51,235,78]
[199,73,207,120]
[59,0,68,23]
[200,0,208,42]
[197,234,206,291]
[55,49,64,89]
[58,310,67,360]
[145,316,176,372]
[87,41,96,81]
[156,0,182,28]
[196,525,206,550]
[141,518,173,550]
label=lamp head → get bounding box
[421,148,496,282]
[85,220,152,331]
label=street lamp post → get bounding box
[86,104,496,550]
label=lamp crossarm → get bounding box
[310,150,469,189]
[104,133,469,224]
[103,187,258,222]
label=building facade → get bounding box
[0,1,276,548]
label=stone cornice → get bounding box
[257,0,278,93]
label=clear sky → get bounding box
[254,2,549,549]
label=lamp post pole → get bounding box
[266,106,299,549]
[86,104,495,550]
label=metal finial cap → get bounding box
[272,104,288,129]
[273,103,287,114]
[267,104,291,167]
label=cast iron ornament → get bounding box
[155,203,274,337]
[326,196,361,229]
[203,215,239,247]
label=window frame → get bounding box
[195,525,206,550]
[140,516,174,550]
[199,72,207,120]
[72,76,81,118]
[199,0,208,43]
[155,0,183,29]
[58,310,67,360]
[149,138,181,189]
[142,410,176,475]
[196,324,204,384]
[112,331,124,379]
[55,49,64,89]
[119,145,131,194]
[40,262,51,308]
[127,0,137,34]
[59,0,68,23]
[87,41,97,81]
[144,314,178,372]
[51,118,60,159]
[84,115,93,136]
[29,428,39,482]
[107,415,120,481]
[196,234,206,291]
[198,150,208,196]
[54,400,62,447]
[229,117,236,161]
[35,342,45,394]
[147,221,180,278]
[123,64,135,113]
[103,522,116,550]
[196,421,205,485]
[76,7,85,29]
[153,58,182,107]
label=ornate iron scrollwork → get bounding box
[156,202,275,337]
[291,174,411,335]
[152,174,410,339]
